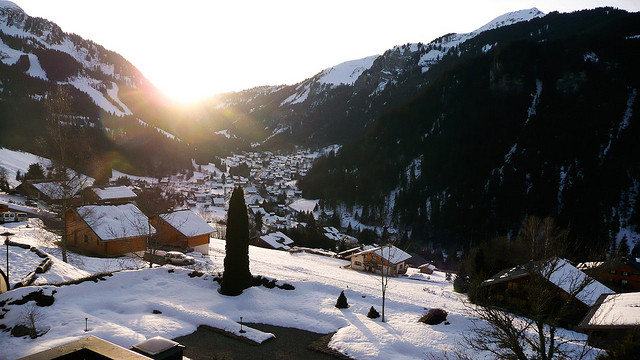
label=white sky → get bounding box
[11,0,640,102]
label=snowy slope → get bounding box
[317,55,379,86]
[0,221,600,360]
[0,147,50,188]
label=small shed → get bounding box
[418,263,436,274]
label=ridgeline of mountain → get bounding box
[0,1,191,178]
[298,8,640,258]
[204,8,546,149]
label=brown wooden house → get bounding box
[149,210,214,255]
[479,258,613,327]
[350,245,411,276]
[65,204,154,257]
[582,258,640,292]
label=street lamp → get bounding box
[1,231,14,287]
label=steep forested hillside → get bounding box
[300,8,640,258]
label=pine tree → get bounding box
[220,187,252,296]
[367,306,380,319]
[335,290,349,309]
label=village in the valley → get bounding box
[1,145,639,359]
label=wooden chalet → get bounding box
[65,204,155,257]
[480,258,613,327]
[350,245,411,276]
[578,292,640,348]
[581,257,640,292]
[149,210,214,255]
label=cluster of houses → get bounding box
[59,185,216,257]
[478,256,640,348]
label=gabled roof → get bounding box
[160,210,215,237]
[579,292,640,330]
[76,204,154,241]
[259,232,294,250]
[32,179,85,200]
[482,258,613,307]
[356,245,412,265]
[93,186,137,200]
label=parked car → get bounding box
[25,200,37,207]
[16,213,28,222]
[164,251,195,265]
[0,212,15,223]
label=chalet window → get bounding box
[355,261,361,266]
[609,269,616,274]
[622,280,629,286]
[622,271,630,276]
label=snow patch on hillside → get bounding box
[137,119,181,141]
[0,147,50,187]
[67,77,132,116]
[317,55,378,86]
[281,84,311,105]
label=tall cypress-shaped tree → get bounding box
[220,186,252,296]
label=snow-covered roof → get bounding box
[32,180,85,200]
[482,258,612,307]
[260,232,294,250]
[581,292,640,328]
[93,186,136,200]
[357,245,412,265]
[77,204,154,241]
[160,210,215,237]
[545,258,612,307]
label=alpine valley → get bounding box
[1,1,639,254]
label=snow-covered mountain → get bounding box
[207,8,546,147]
[0,1,148,116]
[0,1,191,177]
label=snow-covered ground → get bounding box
[0,147,50,188]
[0,221,597,360]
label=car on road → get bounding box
[164,251,195,266]
[25,200,37,207]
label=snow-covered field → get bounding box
[0,221,596,360]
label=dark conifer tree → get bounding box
[335,290,349,309]
[220,186,252,296]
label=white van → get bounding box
[16,213,28,222]
[0,212,15,223]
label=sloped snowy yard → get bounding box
[0,223,596,359]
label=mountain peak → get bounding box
[474,8,545,34]
[0,0,23,12]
